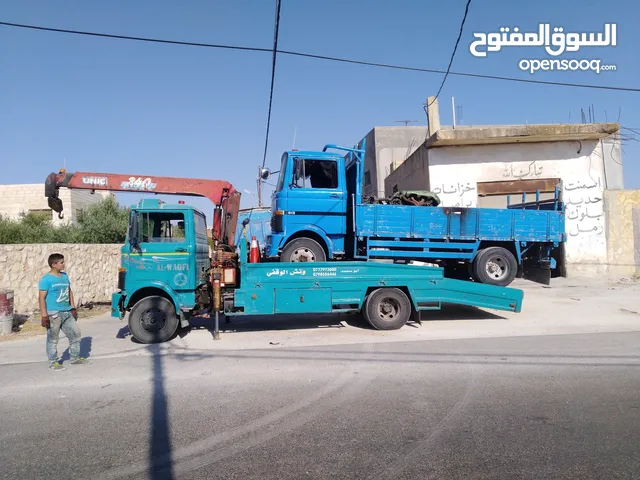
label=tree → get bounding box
[75,196,130,244]
[0,196,130,244]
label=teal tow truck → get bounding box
[111,199,524,344]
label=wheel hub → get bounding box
[290,248,316,262]
[378,299,399,320]
[141,309,167,332]
[485,256,508,280]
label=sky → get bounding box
[1,0,638,223]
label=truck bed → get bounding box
[357,204,564,241]
[354,204,564,260]
[227,261,523,317]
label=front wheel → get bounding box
[472,247,518,286]
[363,288,412,330]
[280,237,326,262]
[128,296,179,344]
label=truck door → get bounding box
[128,210,195,292]
[287,157,346,237]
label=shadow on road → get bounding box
[148,344,175,479]
[178,304,505,340]
[116,325,131,339]
[62,336,93,361]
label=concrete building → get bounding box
[380,96,623,276]
[358,126,427,199]
[0,184,111,226]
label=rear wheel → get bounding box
[472,247,518,286]
[363,288,412,330]
[128,296,179,344]
[281,237,326,262]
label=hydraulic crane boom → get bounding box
[44,170,242,246]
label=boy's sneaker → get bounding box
[70,357,91,365]
[49,361,66,371]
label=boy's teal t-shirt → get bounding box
[38,272,71,312]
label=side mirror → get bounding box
[260,168,271,180]
[178,221,185,230]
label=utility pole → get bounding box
[256,166,263,207]
[452,96,456,128]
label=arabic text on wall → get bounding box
[431,182,476,208]
[564,177,604,237]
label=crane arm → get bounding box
[44,170,241,246]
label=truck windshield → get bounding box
[138,212,186,243]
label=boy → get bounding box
[38,253,90,371]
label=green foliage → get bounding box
[75,196,130,243]
[0,196,131,244]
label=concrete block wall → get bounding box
[0,244,122,313]
[604,189,640,277]
[360,126,427,199]
[384,144,430,197]
[0,184,110,226]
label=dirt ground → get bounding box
[0,304,112,342]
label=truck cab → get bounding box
[265,145,361,262]
[113,199,211,342]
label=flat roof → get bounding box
[426,122,619,148]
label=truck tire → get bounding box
[472,247,518,286]
[363,288,412,330]
[128,296,179,344]
[281,237,326,262]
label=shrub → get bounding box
[0,196,130,244]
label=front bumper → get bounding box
[265,233,285,258]
[111,292,126,319]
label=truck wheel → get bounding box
[473,247,517,286]
[281,237,326,262]
[128,296,179,344]
[364,288,412,330]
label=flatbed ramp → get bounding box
[226,259,523,330]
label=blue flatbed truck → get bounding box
[261,140,566,286]
[110,199,523,344]
[235,206,272,247]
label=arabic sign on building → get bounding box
[469,23,617,74]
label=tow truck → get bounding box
[45,169,524,344]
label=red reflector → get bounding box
[178,200,185,204]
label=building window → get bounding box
[364,170,371,187]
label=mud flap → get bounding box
[410,307,422,325]
[522,264,551,286]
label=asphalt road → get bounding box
[1,331,640,480]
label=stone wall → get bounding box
[0,244,122,313]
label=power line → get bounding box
[428,0,472,106]
[261,0,281,169]
[277,49,639,93]
[1,20,639,93]
[0,20,271,53]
